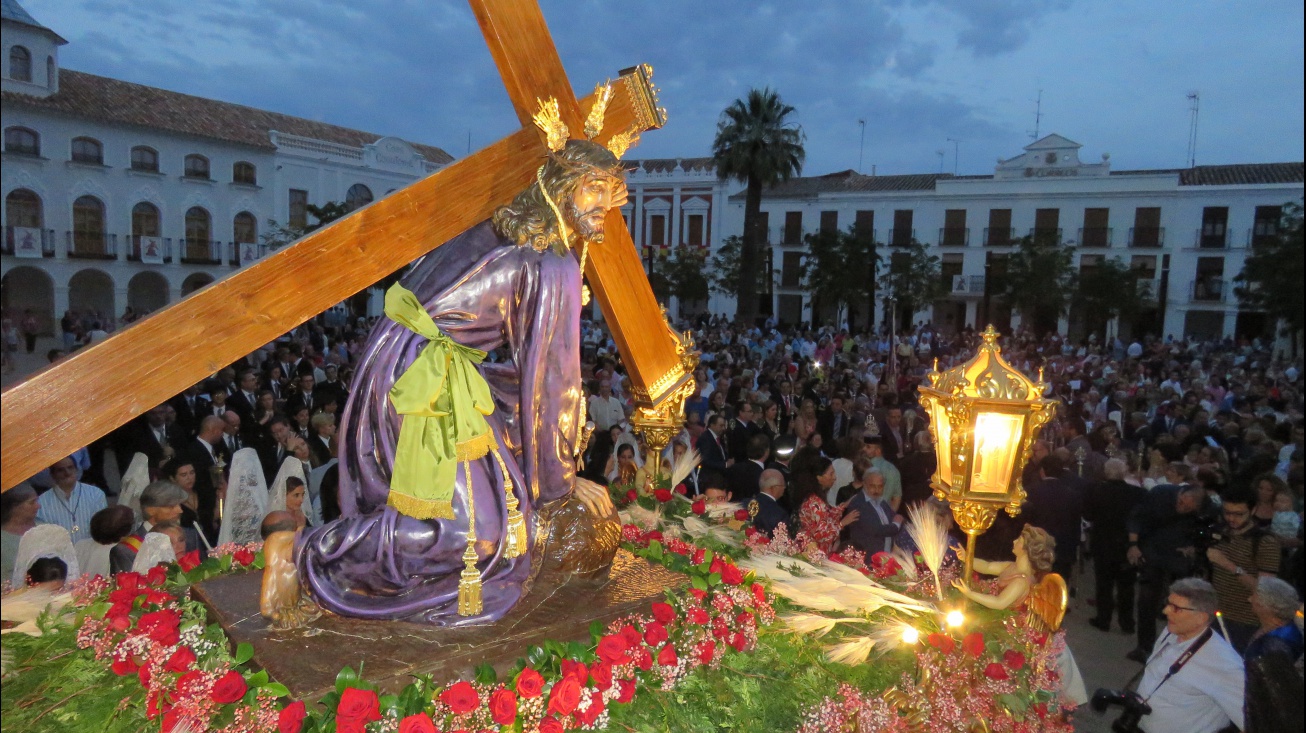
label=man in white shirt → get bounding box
[587,380,626,432]
[1133,578,1244,733]
[35,456,108,544]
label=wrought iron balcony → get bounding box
[983,227,1016,246]
[1190,278,1226,303]
[1128,227,1164,247]
[939,227,970,246]
[1078,227,1113,248]
[3,226,56,257]
[65,231,118,260]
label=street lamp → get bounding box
[917,325,1056,587]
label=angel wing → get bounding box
[216,447,268,546]
[118,452,151,523]
[1028,572,1068,632]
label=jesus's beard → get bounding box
[564,200,606,244]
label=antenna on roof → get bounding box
[1027,89,1043,141]
[858,119,866,174]
[1185,91,1200,168]
[936,149,946,173]
[946,138,961,176]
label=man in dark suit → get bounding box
[123,405,184,476]
[766,435,796,510]
[845,468,901,555]
[285,373,322,418]
[258,415,295,485]
[1149,401,1186,437]
[749,469,792,538]
[180,415,226,546]
[1023,453,1083,581]
[726,433,769,502]
[775,380,798,435]
[727,401,761,463]
[696,414,731,473]
[1084,458,1146,633]
[818,395,852,447]
[225,369,260,424]
[169,383,208,439]
[878,406,917,466]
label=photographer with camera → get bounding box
[1126,473,1207,663]
[1093,578,1244,733]
[1206,487,1281,653]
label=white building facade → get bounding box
[726,134,1303,341]
[1,1,451,335]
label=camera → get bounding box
[1091,688,1152,733]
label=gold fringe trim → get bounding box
[456,432,493,462]
[387,492,455,520]
[491,446,527,559]
[458,461,483,616]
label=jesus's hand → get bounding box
[574,476,614,517]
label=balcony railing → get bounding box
[3,226,56,257]
[984,227,1016,246]
[1195,228,1229,249]
[1078,227,1113,248]
[1190,278,1226,303]
[939,227,970,246]
[1128,227,1165,247]
[1247,227,1278,248]
[888,228,915,247]
[127,235,174,263]
[950,274,985,295]
[227,241,269,267]
[180,239,223,265]
[1029,227,1063,244]
[65,231,118,260]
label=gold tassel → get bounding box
[457,461,482,616]
[492,447,527,559]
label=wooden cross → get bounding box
[0,0,691,490]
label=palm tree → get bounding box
[712,88,805,326]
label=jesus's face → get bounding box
[566,173,627,241]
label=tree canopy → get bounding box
[1235,201,1304,340]
[803,226,879,332]
[878,240,944,331]
[999,236,1076,336]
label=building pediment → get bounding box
[995,132,1109,179]
[365,137,425,175]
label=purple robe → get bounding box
[297,221,584,624]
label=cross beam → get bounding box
[1,0,676,489]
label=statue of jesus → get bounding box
[261,128,631,627]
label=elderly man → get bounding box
[109,480,199,573]
[748,469,791,538]
[1130,578,1243,733]
[1244,578,1304,732]
[587,379,626,433]
[845,468,903,555]
[35,456,107,544]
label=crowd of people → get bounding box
[2,303,1302,731]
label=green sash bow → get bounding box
[385,284,495,520]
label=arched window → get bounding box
[233,211,257,243]
[183,154,210,179]
[132,202,160,237]
[185,207,211,244]
[345,183,373,211]
[71,137,103,165]
[4,126,39,156]
[232,161,257,185]
[72,195,106,254]
[9,46,31,82]
[131,146,159,172]
[6,188,43,228]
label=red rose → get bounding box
[138,662,152,688]
[233,548,256,566]
[720,563,744,586]
[656,644,678,667]
[644,622,668,647]
[691,499,706,515]
[651,602,677,625]
[440,680,480,715]
[211,670,248,704]
[653,489,672,502]
[926,633,955,654]
[146,689,165,720]
[117,572,143,591]
[689,588,707,601]
[697,640,716,665]
[176,670,203,696]
[1003,649,1026,670]
[160,709,181,733]
[1033,702,1049,719]
[870,551,892,567]
[625,489,638,503]
[111,657,137,676]
[547,675,582,716]
[108,614,132,633]
[177,550,201,572]
[616,677,636,703]
[278,701,308,733]
[736,611,755,627]
[734,508,750,521]
[337,687,381,723]
[983,662,1010,681]
[673,483,688,495]
[143,589,173,606]
[335,719,366,733]
[1032,631,1049,646]
[560,659,588,686]
[645,530,663,542]
[576,690,606,726]
[729,632,748,652]
[489,688,517,726]
[751,583,767,604]
[538,717,565,733]
[687,607,709,625]
[619,624,643,649]
[634,648,653,670]
[712,624,731,640]
[597,633,631,664]
[398,712,437,733]
[105,599,133,619]
[165,646,196,673]
[692,547,706,564]
[515,667,545,699]
[709,556,725,575]
[962,631,986,658]
[590,661,613,691]
[744,526,758,538]
[137,608,181,646]
[146,565,168,586]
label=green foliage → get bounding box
[804,225,880,332]
[1071,256,1143,340]
[709,235,743,297]
[712,87,806,326]
[652,248,712,305]
[1235,200,1305,336]
[878,240,946,328]
[999,236,1076,335]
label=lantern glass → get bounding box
[930,401,953,486]
[969,411,1024,494]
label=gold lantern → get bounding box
[917,325,1056,587]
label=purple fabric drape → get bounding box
[296,221,584,624]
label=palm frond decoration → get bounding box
[741,555,934,615]
[781,612,864,638]
[825,635,878,665]
[678,514,744,548]
[670,447,701,488]
[891,544,921,581]
[905,503,949,601]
